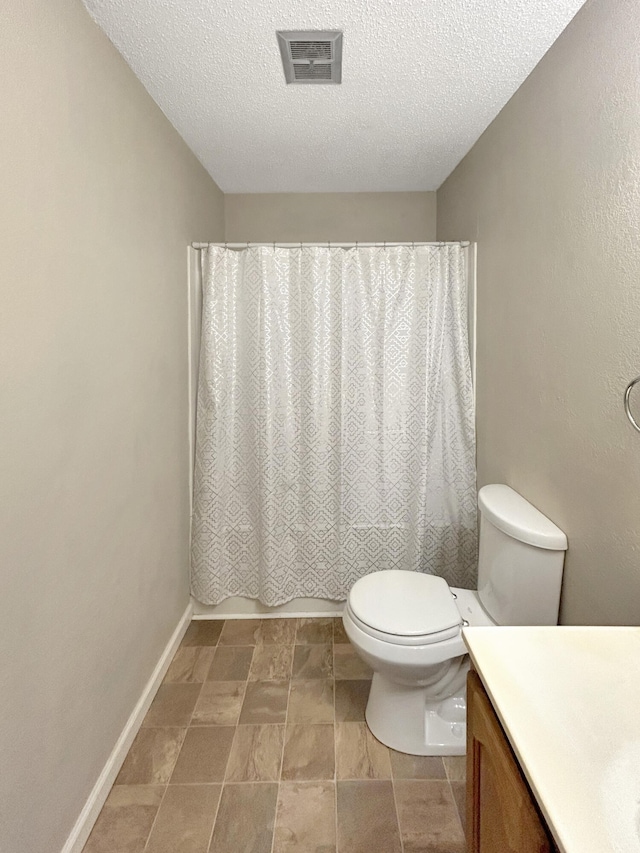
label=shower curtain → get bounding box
[191,244,476,606]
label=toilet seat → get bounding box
[347,570,462,647]
[346,602,462,646]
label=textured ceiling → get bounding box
[83,0,586,193]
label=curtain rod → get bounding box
[190,241,470,250]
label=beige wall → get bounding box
[0,1,223,850]
[225,192,436,242]
[437,0,640,625]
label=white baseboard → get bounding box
[192,610,343,620]
[61,602,194,853]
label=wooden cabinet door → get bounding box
[467,671,555,853]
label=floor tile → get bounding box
[296,618,334,645]
[145,784,221,853]
[115,728,185,785]
[336,780,402,853]
[182,620,223,647]
[226,724,284,782]
[389,751,446,780]
[332,618,349,644]
[142,683,202,727]
[288,680,334,724]
[334,680,370,722]
[209,783,278,853]
[443,755,466,782]
[83,785,164,853]
[451,781,466,836]
[164,647,215,683]
[258,618,298,644]
[218,619,263,645]
[336,723,391,780]
[292,645,333,679]
[249,645,294,681]
[333,645,372,680]
[281,724,335,780]
[206,645,254,681]
[240,680,290,724]
[170,727,234,783]
[273,781,336,853]
[191,681,245,726]
[394,780,466,853]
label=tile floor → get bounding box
[83,617,466,853]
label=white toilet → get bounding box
[343,484,567,756]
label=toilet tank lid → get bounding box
[478,485,567,550]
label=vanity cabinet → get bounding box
[466,670,558,853]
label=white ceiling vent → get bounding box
[277,31,343,85]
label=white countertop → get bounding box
[463,626,640,853]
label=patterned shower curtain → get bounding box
[191,245,476,606]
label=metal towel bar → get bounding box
[624,375,640,433]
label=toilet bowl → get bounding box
[343,484,567,756]
[343,575,494,754]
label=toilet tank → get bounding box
[477,485,567,626]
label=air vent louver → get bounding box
[277,31,343,85]
[290,41,333,61]
[293,63,332,81]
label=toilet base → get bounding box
[365,672,468,756]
